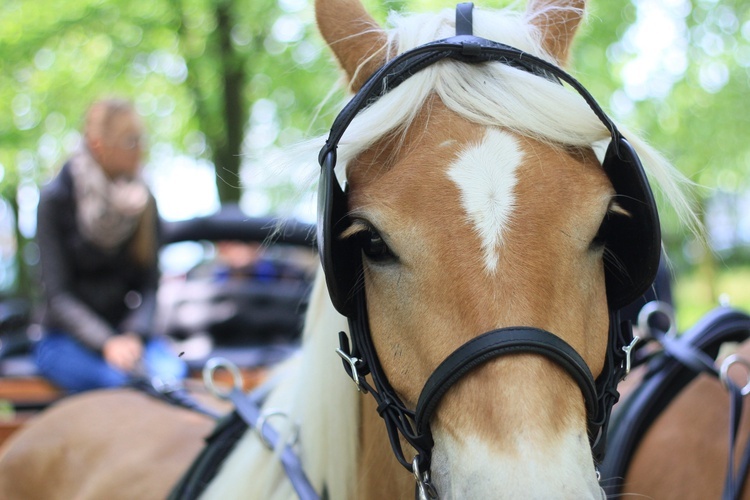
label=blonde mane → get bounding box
[203,5,696,500]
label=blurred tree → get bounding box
[575,0,750,303]
[0,0,343,204]
[0,0,344,294]
[1,0,748,301]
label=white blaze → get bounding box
[446,129,522,273]
[430,429,603,499]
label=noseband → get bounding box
[317,3,660,495]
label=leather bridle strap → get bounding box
[415,327,598,445]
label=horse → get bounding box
[0,0,700,498]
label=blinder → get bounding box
[316,0,661,489]
[601,137,661,309]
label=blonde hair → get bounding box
[84,98,138,144]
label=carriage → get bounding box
[0,209,315,441]
[0,0,749,498]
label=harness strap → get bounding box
[735,418,750,499]
[725,380,744,500]
[455,2,474,36]
[620,310,750,500]
[649,313,750,500]
[229,387,320,500]
[167,412,249,500]
[130,377,223,419]
[601,306,750,494]
[415,327,597,439]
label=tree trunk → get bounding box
[212,1,246,205]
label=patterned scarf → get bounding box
[68,147,150,250]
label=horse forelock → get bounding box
[325,5,694,233]
[334,6,608,170]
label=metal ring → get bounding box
[202,357,244,400]
[637,300,677,338]
[256,409,299,450]
[720,354,750,396]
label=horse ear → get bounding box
[315,0,388,92]
[526,0,585,66]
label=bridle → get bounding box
[316,3,661,496]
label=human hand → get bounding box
[103,334,143,372]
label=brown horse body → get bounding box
[618,339,750,499]
[4,351,750,499]
[0,390,213,500]
[0,0,732,498]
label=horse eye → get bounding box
[592,216,611,248]
[593,203,630,249]
[360,230,395,262]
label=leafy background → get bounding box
[0,0,748,328]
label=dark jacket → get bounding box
[36,162,160,351]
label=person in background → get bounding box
[34,98,186,393]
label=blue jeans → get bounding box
[34,332,187,393]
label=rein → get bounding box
[228,386,319,500]
[167,358,322,500]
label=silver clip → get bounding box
[336,348,363,392]
[412,456,439,500]
[622,336,640,376]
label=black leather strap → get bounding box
[319,34,618,165]
[167,413,248,500]
[455,2,474,36]
[415,327,597,439]
[338,291,434,471]
[600,306,750,497]
[725,380,744,500]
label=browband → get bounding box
[319,34,620,166]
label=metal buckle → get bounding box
[336,347,364,392]
[412,456,439,500]
[621,336,640,376]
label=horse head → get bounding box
[313,0,660,497]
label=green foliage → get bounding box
[574,0,750,284]
[1,0,749,311]
[0,0,342,198]
[674,264,750,329]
